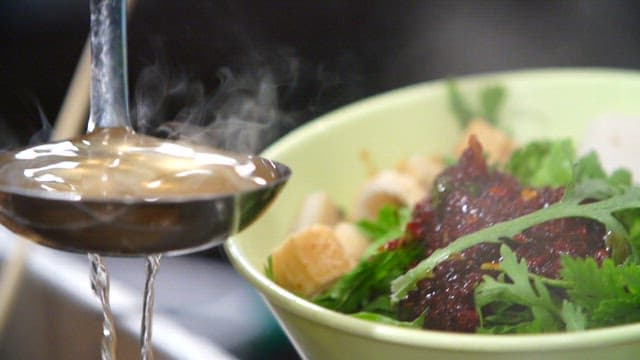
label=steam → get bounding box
[0,99,52,151]
[28,101,53,145]
[131,51,303,154]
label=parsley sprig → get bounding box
[474,245,572,333]
[561,256,640,329]
[474,247,640,333]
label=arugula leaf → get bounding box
[505,139,576,187]
[358,206,411,259]
[560,256,640,329]
[314,242,422,314]
[390,184,640,303]
[474,245,564,333]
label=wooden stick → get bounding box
[52,40,92,140]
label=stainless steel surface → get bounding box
[87,0,131,132]
[0,160,289,256]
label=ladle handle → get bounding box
[87,0,131,132]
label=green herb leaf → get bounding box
[474,245,563,333]
[447,79,507,127]
[560,256,640,329]
[560,300,587,332]
[480,85,506,125]
[315,242,422,314]
[358,206,411,259]
[615,209,640,263]
[315,205,418,314]
[264,255,274,280]
[505,139,576,187]
[447,79,475,128]
[352,308,427,329]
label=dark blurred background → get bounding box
[3,1,640,148]
[2,0,640,358]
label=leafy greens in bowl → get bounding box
[225,69,640,360]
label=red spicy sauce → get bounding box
[398,136,608,332]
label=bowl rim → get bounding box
[225,67,640,352]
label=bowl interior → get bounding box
[225,68,640,351]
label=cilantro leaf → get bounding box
[560,256,640,329]
[505,139,576,187]
[474,245,564,333]
[561,300,587,332]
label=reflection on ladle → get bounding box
[0,0,290,359]
[0,127,290,255]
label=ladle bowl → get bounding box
[0,159,289,256]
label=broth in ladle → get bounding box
[0,127,289,256]
[0,127,281,200]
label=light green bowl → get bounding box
[225,69,640,360]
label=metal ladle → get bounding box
[0,0,290,257]
[0,0,290,359]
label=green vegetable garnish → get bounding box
[474,245,574,333]
[479,85,506,125]
[264,255,274,280]
[352,308,427,329]
[561,256,640,329]
[447,79,506,127]
[506,139,576,187]
[314,241,421,314]
[313,206,419,315]
[476,251,640,333]
[447,79,475,128]
[358,206,411,259]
